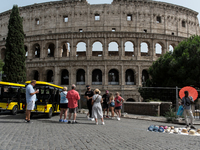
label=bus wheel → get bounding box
[47,108,52,118]
[11,105,18,115]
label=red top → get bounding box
[66,89,80,108]
[115,96,123,107]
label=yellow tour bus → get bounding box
[0,81,26,115]
[25,81,63,118]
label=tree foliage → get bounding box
[149,35,200,87]
[3,5,26,83]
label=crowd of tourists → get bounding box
[58,84,124,125]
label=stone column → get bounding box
[103,38,108,59]
[104,65,108,86]
[70,38,76,60]
[137,66,142,86]
[54,66,59,85]
[135,38,140,57]
[166,41,169,52]
[121,65,125,86]
[27,43,32,59]
[86,66,91,86]
[41,41,45,59]
[55,39,59,59]
[150,40,155,57]
[86,39,92,59]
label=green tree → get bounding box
[149,35,200,87]
[0,59,4,72]
[3,5,26,83]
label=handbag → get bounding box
[176,105,184,116]
[91,95,99,105]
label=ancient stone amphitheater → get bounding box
[0,0,199,101]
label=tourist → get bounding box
[102,90,110,118]
[25,80,39,123]
[59,86,68,123]
[115,92,124,121]
[66,84,80,124]
[92,89,105,125]
[84,85,94,121]
[109,93,115,119]
[181,91,196,129]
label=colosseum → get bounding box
[0,0,199,102]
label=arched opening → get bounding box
[108,69,119,85]
[24,45,28,57]
[125,41,134,56]
[62,42,70,57]
[76,42,86,57]
[61,69,69,85]
[1,48,6,60]
[141,42,149,56]
[126,98,136,102]
[142,70,149,86]
[47,70,54,83]
[92,69,102,85]
[76,69,85,85]
[33,44,40,58]
[33,70,39,81]
[47,43,55,57]
[92,42,103,57]
[169,45,174,52]
[126,69,135,85]
[155,43,162,57]
[108,42,119,56]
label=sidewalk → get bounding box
[78,109,200,125]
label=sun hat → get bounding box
[165,128,171,133]
[181,128,188,134]
[174,128,179,134]
[158,127,164,133]
[171,126,174,129]
[94,89,101,94]
[189,130,196,136]
[148,125,154,132]
[164,126,168,129]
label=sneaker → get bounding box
[90,118,95,121]
[27,120,32,123]
[117,117,120,121]
[24,119,28,122]
[68,121,71,124]
[191,125,196,129]
[185,125,189,128]
[86,115,90,119]
[111,117,115,119]
[59,119,63,122]
[72,121,78,124]
[102,122,105,125]
[96,122,98,125]
[63,119,68,123]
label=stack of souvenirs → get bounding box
[148,125,200,136]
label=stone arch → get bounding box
[125,69,135,85]
[1,48,6,60]
[140,42,149,56]
[76,42,86,57]
[47,43,55,57]
[76,69,85,85]
[169,44,175,52]
[24,45,28,57]
[46,70,54,83]
[92,41,103,57]
[61,42,70,57]
[92,69,102,85]
[32,43,40,58]
[108,42,119,56]
[61,69,69,85]
[142,69,149,86]
[31,70,39,81]
[108,69,119,85]
[126,98,136,102]
[155,43,162,57]
[125,41,134,56]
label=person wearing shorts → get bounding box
[109,93,115,119]
[66,84,80,124]
[114,92,124,121]
[59,87,68,123]
[102,90,110,118]
[84,85,94,121]
[25,80,39,123]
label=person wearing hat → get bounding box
[92,89,105,125]
[102,90,110,118]
[181,91,196,129]
[84,85,94,121]
[59,86,68,123]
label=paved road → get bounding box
[0,112,200,150]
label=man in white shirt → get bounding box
[25,80,39,123]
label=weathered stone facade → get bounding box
[0,0,199,101]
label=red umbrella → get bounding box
[179,86,198,101]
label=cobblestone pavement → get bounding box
[0,112,200,150]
